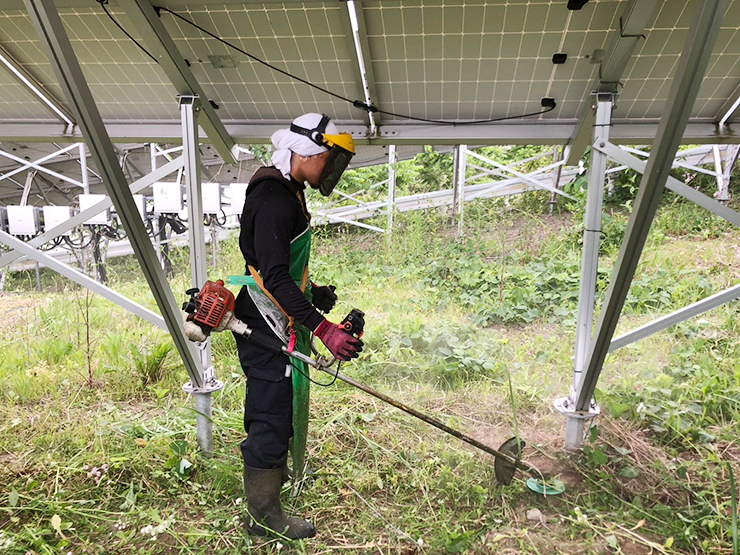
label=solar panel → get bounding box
[0,0,736,140]
[161,3,359,121]
[618,0,740,121]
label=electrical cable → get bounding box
[101,3,556,126]
[96,0,158,64]
[63,228,95,250]
[289,357,341,388]
[38,236,63,251]
[157,6,556,125]
[214,209,228,227]
[156,7,366,108]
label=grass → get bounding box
[1,188,739,554]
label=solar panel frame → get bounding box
[0,0,735,137]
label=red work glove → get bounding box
[314,318,363,361]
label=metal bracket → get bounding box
[554,396,600,419]
[182,366,224,394]
[178,94,200,109]
[619,16,647,40]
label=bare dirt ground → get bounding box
[0,291,46,334]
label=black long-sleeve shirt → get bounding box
[236,167,323,332]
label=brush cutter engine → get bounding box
[182,280,360,370]
[182,280,246,341]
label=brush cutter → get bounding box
[182,280,541,486]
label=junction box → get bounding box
[230,183,248,216]
[7,206,41,235]
[153,182,184,214]
[42,206,73,236]
[79,194,110,225]
[202,183,222,215]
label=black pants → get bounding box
[239,374,293,469]
[234,326,294,469]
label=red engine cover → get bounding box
[193,280,236,329]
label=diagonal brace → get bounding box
[465,149,575,200]
[609,283,740,352]
[0,156,184,270]
[25,0,203,388]
[0,230,166,330]
[595,141,740,227]
[118,0,237,164]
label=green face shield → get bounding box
[316,144,354,196]
[290,114,356,196]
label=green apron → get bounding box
[229,228,312,489]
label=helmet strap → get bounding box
[290,114,331,148]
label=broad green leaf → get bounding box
[609,402,630,418]
[619,466,641,478]
[170,440,188,457]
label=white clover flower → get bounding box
[140,515,175,539]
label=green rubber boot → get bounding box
[243,466,316,539]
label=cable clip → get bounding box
[353,100,379,113]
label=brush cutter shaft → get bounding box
[221,314,334,369]
[318,367,537,477]
[230,316,534,476]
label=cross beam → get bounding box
[0,120,737,146]
[118,0,237,164]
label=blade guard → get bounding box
[494,437,526,486]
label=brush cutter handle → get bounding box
[243,327,290,355]
[226,318,334,370]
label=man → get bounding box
[232,113,363,539]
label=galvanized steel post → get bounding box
[387,145,397,233]
[556,95,613,450]
[454,144,467,237]
[180,96,222,455]
[571,0,730,428]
